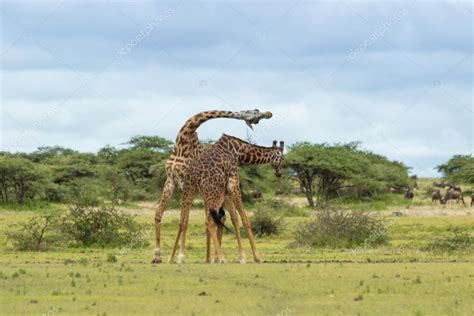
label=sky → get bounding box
[1,0,472,177]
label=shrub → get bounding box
[64,179,103,207]
[59,205,146,248]
[423,229,473,253]
[107,253,118,263]
[6,213,59,251]
[294,209,388,248]
[251,209,283,236]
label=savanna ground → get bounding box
[0,179,473,315]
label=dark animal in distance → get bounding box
[410,175,418,188]
[433,181,446,188]
[471,194,474,207]
[250,189,263,199]
[448,185,461,192]
[404,189,414,200]
[444,189,465,204]
[431,190,442,203]
[433,181,458,189]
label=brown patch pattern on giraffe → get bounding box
[152,110,272,264]
[168,134,284,264]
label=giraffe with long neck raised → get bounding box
[169,134,285,264]
[152,110,272,264]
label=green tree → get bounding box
[284,143,359,207]
[25,146,77,163]
[125,136,173,153]
[437,155,474,184]
[100,165,129,204]
[0,157,46,203]
[285,142,410,207]
[98,145,120,164]
[52,154,97,185]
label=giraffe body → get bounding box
[171,134,285,263]
[153,110,272,264]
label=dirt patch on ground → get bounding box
[381,207,473,217]
[123,200,473,218]
[119,201,207,220]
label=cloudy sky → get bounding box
[1,0,472,176]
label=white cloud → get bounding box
[1,1,472,177]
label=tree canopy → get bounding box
[285,142,410,207]
[0,136,427,207]
[437,155,474,184]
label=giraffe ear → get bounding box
[272,140,277,148]
[279,141,284,152]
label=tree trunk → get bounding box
[1,177,8,202]
[301,176,314,208]
[305,188,314,208]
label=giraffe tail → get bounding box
[209,208,231,232]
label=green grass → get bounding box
[0,201,473,315]
[331,194,410,211]
[0,200,61,212]
[0,259,472,315]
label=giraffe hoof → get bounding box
[239,257,246,264]
[177,254,185,264]
[151,258,162,264]
[254,257,261,264]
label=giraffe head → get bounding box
[271,140,285,177]
[239,109,273,130]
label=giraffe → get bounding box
[152,110,273,264]
[169,134,285,264]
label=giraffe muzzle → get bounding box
[242,110,273,129]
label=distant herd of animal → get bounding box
[404,181,473,206]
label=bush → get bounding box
[107,253,118,263]
[7,213,59,251]
[295,209,388,248]
[59,206,146,248]
[251,209,283,236]
[63,179,103,206]
[423,229,473,253]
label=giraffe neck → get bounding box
[239,144,281,165]
[172,111,247,158]
[215,134,281,165]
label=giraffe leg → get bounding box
[225,197,246,264]
[228,175,261,263]
[217,209,226,246]
[177,202,192,264]
[206,209,226,264]
[152,177,174,264]
[206,225,211,263]
[213,208,227,263]
[169,189,194,264]
[168,203,187,264]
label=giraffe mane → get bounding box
[218,134,275,150]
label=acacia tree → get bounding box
[100,166,129,204]
[125,136,173,153]
[285,142,410,207]
[0,157,45,203]
[437,155,474,185]
[285,142,362,207]
[25,146,77,163]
